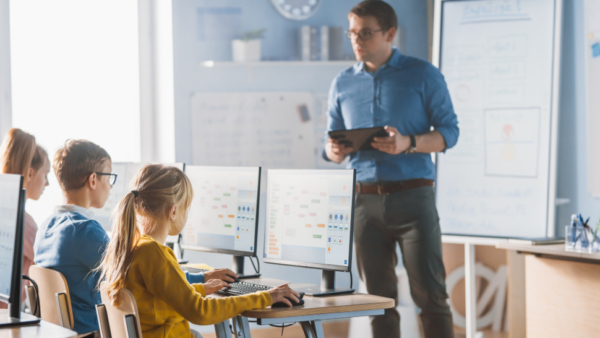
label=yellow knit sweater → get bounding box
[125,235,273,338]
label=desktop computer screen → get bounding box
[263,169,356,272]
[0,174,41,323]
[92,162,185,232]
[0,174,22,300]
[181,166,261,256]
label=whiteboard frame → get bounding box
[432,0,563,238]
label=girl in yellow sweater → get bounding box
[98,164,299,338]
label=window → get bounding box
[10,0,140,223]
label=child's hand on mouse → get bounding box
[268,284,300,307]
[203,279,231,295]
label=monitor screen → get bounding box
[181,166,261,256]
[92,162,185,232]
[0,174,22,300]
[263,169,356,272]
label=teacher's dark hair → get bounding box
[350,0,398,32]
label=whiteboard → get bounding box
[433,0,562,238]
[191,92,339,179]
[585,0,600,197]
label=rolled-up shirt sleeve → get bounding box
[423,66,459,151]
[322,77,346,162]
[185,271,205,284]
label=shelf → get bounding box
[199,60,357,67]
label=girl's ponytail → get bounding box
[98,191,139,306]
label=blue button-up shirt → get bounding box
[323,48,459,182]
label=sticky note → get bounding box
[592,42,600,58]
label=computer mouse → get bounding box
[271,292,305,307]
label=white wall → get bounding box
[172,0,430,315]
[555,0,598,233]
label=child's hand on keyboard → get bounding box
[268,284,300,307]
[204,279,231,295]
[204,268,238,283]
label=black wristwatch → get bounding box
[405,135,417,154]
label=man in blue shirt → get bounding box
[323,2,458,337]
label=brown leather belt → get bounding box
[356,179,434,195]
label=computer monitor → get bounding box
[263,169,356,296]
[0,174,39,326]
[181,166,261,277]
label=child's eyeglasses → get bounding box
[95,173,118,186]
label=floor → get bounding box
[203,320,509,338]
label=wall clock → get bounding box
[270,0,322,20]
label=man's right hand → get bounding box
[325,138,354,163]
[268,284,300,307]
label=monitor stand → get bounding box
[296,270,355,297]
[0,308,40,327]
[232,256,261,279]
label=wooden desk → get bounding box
[497,243,600,338]
[244,292,394,320]
[0,310,77,338]
[211,278,394,338]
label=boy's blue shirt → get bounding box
[33,205,205,334]
[33,205,109,334]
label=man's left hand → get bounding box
[371,126,411,155]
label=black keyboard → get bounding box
[217,281,272,296]
[181,266,209,274]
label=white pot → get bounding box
[232,39,261,62]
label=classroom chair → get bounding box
[95,304,112,338]
[26,284,40,317]
[29,265,97,338]
[99,282,142,338]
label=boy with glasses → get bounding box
[34,139,114,335]
[324,1,458,337]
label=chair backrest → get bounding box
[25,285,40,317]
[99,282,142,338]
[29,265,74,329]
[96,304,112,338]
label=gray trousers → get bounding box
[354,186,454,338]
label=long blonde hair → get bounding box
[0,128,36,186]
[98,164,193,306]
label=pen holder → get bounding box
[580,227,592,252]
[592,235,600,253]
[565,226,592,252]
[565,225,579,251]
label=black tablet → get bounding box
[328,127,390,151]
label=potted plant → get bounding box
[232,29,266,62]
